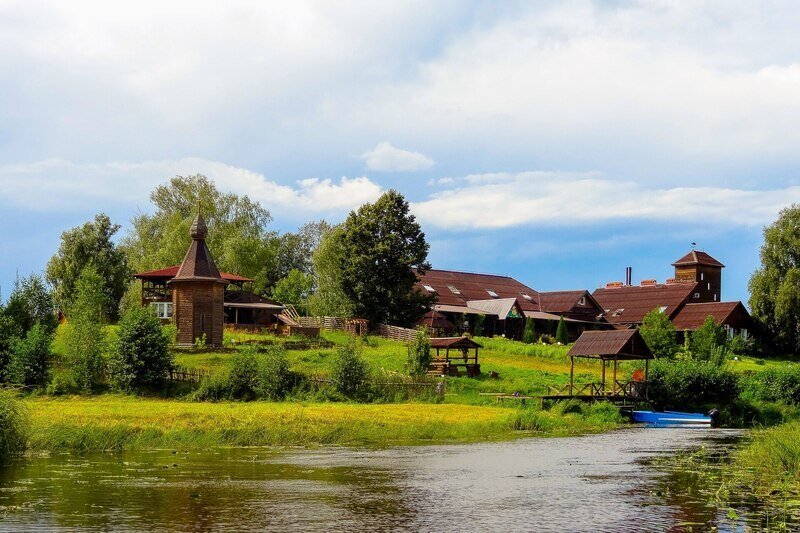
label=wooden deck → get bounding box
[542,380,648,405]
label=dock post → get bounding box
[569,355,574,395]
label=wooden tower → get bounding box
[672,250,724,303]
[169,211,227,347]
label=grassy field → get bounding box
[22,396,621,450]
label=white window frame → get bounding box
[151,301,173,319]
[578,296,586,306]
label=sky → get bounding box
[2,0,800,304]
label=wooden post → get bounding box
[601,358,606,393]
[613,358,618,394]
[569,356,574,395]
[645,358,650,400]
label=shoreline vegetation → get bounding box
[20,396,623,452]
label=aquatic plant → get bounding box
[0,390,27,462]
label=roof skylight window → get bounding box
[447,285,461,295]
[486,289,499,298]
[423,285,436,293]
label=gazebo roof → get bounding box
[416,311,455,330]
[430,337,482,349]
[567,330,653,360]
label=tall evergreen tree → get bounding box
[337,191,433,326]
[555,316,569,344]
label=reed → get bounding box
[23,396,620,451]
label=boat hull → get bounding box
[631,410,712,427]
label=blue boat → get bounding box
[631,410,713,427]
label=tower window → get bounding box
[700,273,704,280]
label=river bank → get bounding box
[21,396,622,451]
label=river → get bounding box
[0,428,790,531]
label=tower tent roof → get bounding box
[672,250,725,268]
[170,213,227,284]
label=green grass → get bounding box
[730,421,800,499]
[22,396,620,451]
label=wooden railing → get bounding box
[547,380,648,399]
[169,366,210,383]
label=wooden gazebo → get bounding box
[545,329,653,403]
[428,337,482,377]
[415,311,456,336]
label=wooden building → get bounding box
[592,249,752,339]
[413,269,608,340]
[169,212,227,347]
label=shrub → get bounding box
[407,328,431,376]
[227,347,262,400]
[648,358,740,411]
[110,306,173,391]
[0,315,22,381]
[639,308,678,358]
[688,316,728,360]
[191,370,231,402]
[45,368,80,396]
[741,366,800,405]
[9,323,52,387]
[64,320,107,392]
[473,315,485,336]
[555,317,568,344]
[257,346,293,400]
[522,319,536,344]
[330,340,368,398]
[62,267,109,392]
[0,390,26,463]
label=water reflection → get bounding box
[0,428,784,532]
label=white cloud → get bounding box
[412,171,800,229]
[361,142,434,172]
[0,158,382,214]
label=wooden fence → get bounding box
[169,366,210,383]
[375,323,417,343]
[298,316,418,343]
[298,316,346,331]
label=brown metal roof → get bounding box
[567,330,653,360]
[430,337,482,349]
[592,282,699,325]
[672,250,725,268]
[671,301,751,330]
[134,265,253,283]
[415,268,540,311]
[170,213,227,284]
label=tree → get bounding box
[3,273,57,335]
[9,323,52,387]
[62,266,108,392]
[110,306,172,391]
[407,327,432,376]
[121,175,277,294]
[689,316,728,361]
[523,318,536,344]
[639,308,678,358]
[749,205,800,354]
[46,213,129,319]
[555,316,569,344]
[0,315,22,382]
[338,190,433,326]
[271,269,313,306]
[307,226,354,317]
[330,340,368,397]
